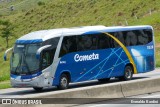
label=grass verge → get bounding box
[0,81,11,89]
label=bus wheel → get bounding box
[119,65,133,81]
[33,87,43,91]
[58,74,69,90]
[98,78,110,83]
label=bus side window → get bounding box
[42,51,50,69]
[77,36,83,51]
[125,31,137,46]
[59,36,77,57]
[41,37,60,70]
[113,32,125,47]
[41,49,56,70]
[144,29,152,43]
[98,33,111,49]
[137,30,149,45]
[77,35,93,51]
[68,36,77,52]
[91,35,98,50]
[77,34,98,51]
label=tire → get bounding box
[33,87,43,92]
[119,65,133,81]
[98,78,110,82]
[57,74,69,90]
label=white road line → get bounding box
[140,94,160,98]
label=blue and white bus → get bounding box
[4,25,155,91]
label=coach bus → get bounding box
[4,25,155,91]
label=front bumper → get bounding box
[11,74,50,88]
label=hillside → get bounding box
[0,0,160,82]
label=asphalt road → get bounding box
[0,68,160,98]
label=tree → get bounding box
[0,20,14,48]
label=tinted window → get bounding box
[125,31,138,46]
[77,34,98,51]
[42,37,60,49]
[77,33,116,51]
[98,33,116,49]
[59,33,119,57]
[41,50,53,70]
[59,36,77,57]
[136,30,151,45]
[59,29,153,57]
[113,32,125,47]
[144,29,152,43]
[41,37,60,70]
[110,29,153,46]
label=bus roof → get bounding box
[16,25,153,44]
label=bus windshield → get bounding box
[11,44,41,75]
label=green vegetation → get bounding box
[0,0,50,16]
[0,0,24,9]
[0,20,14,48]
[0,0,160,87]
[0,81,11,89]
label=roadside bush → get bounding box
[37,1,45,6]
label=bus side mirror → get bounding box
[4,47,13,61]
[36,45,51,60]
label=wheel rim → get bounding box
[61,77,68,87]
[125,68,132,79]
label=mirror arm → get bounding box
[36,45,51,59]
[4,47,13,61]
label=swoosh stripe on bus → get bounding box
[103,32,137,74]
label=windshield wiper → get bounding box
[14,54,22,75]
[23,53,32,75]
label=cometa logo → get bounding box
[74,53,99,62]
